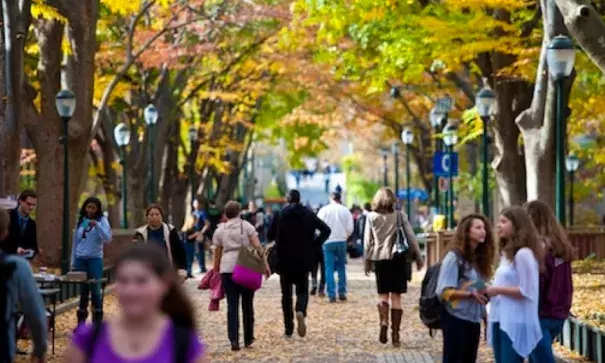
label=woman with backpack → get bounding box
[64,243,207,363]
[71,197,112,326]
[486,207,544,362]
[133,204,187,280]
[524,201,574,363]
[435,214,495,363]
[363,187,423,347]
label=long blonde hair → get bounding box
[181,215,197,232]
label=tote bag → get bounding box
[232,222,265,290]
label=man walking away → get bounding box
[0,208,47,363]
[2,190,38,258]
[267,190,331,338]
[192,200,210,273]
[317,192,354,303]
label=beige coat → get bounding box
[363,211,422,263]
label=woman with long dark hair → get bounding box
[363,187,423,347]
[487,207,544,362]
[71,197,112,325]
[524,200,574,363]
[134,204,187,279]
[65,243,207,363]
[436,214,495,362]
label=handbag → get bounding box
[392,211,410,259]
[232,222,265,290]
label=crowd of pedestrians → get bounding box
[0,184,576,363]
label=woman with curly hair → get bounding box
[487,207,544,362]
[524,200,574,363]
[435,214,495,363]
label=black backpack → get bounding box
[86,321,191,362]
[418,250,464,337]
[0,251,17,363]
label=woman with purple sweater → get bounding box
[524,201,574,363]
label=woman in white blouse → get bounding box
[486,207,544,362]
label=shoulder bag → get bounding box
[232,221,265,291]
[392,211,410,259]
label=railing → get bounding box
[568,229,605,260]
[561,316,605,363]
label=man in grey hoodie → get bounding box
[0,208,47,363]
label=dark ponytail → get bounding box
[115,243,196,330]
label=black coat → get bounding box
[2,208,38,255]
[134,223,187,271]
[267,204,331,275]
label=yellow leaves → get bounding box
[101,0,141,16]
[93,76,133,106]
[443,0,535,10]
[571,272,605,330]
[31,0,68,22]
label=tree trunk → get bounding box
[0,0,31,196]
[518,0,572,207]
[555,0,605,76]
[25,0,99,266]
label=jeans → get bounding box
[323,241,347,299]
[221,273,255,346]
[184,242,196,275]
[492,323,523,363]
[441,309,480,363]
[73,257,104,312]
[311,250,325,293]
[280,272,309,335]
[196,242,207,272]
[529,318,564,363]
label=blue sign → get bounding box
[397,189,429,202]
[433,152,459,177]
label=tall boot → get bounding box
[76,309,88,326]
[391,308,403,347]
[377,302,389,344]
[92,310,104,324]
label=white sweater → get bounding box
[317,201,354,243]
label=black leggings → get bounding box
[221,273,255,345]
[441,308,481,363]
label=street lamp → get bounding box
[476,86,496,219]
[430,107,446,213]
[144,104,159,204]
[443,125,458,229]
[381,148,389,187]
[55,89,76,274]
[188,125,199,209]
[114,123,131,229]
[566,153,580,227]
[547,35,575,225]
[401,128,414,218]
[392,142,400,198]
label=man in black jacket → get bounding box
[267,189,331,338]
[2,190,38,257]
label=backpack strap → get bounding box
[85,321,103,362]
[173,324,190,363]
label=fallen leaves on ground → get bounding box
[571,273,605,330]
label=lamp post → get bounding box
[381,148,389,187]
[547,35,576,225]
[430,107,445,213]
[188,125,199,208]
[392,142,400,198]
[144,104,159,204]
[401,128,414,217]
[443,125,458,229]
[55,89,76,274]
[476,86,496,219]
[566,153,580,227]
[114,123,131,229]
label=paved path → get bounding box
[188,259,496,363]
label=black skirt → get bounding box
[374,259,409,294]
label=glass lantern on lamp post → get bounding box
[443,125,458,229]
[401,128,414,218]
[565,153,580,227]
[476,86,496,219]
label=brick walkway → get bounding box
[187,259,495,363]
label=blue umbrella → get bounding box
[397,188,429,202]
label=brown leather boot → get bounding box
[391,308,403,347]
[377,302,389,344]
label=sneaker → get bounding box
[339,295,347,302]
[318,291,326,298]
[329,297,337,303]
[310,287,317,295]
[296,312,307,337]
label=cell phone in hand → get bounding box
[22,249,35,259]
